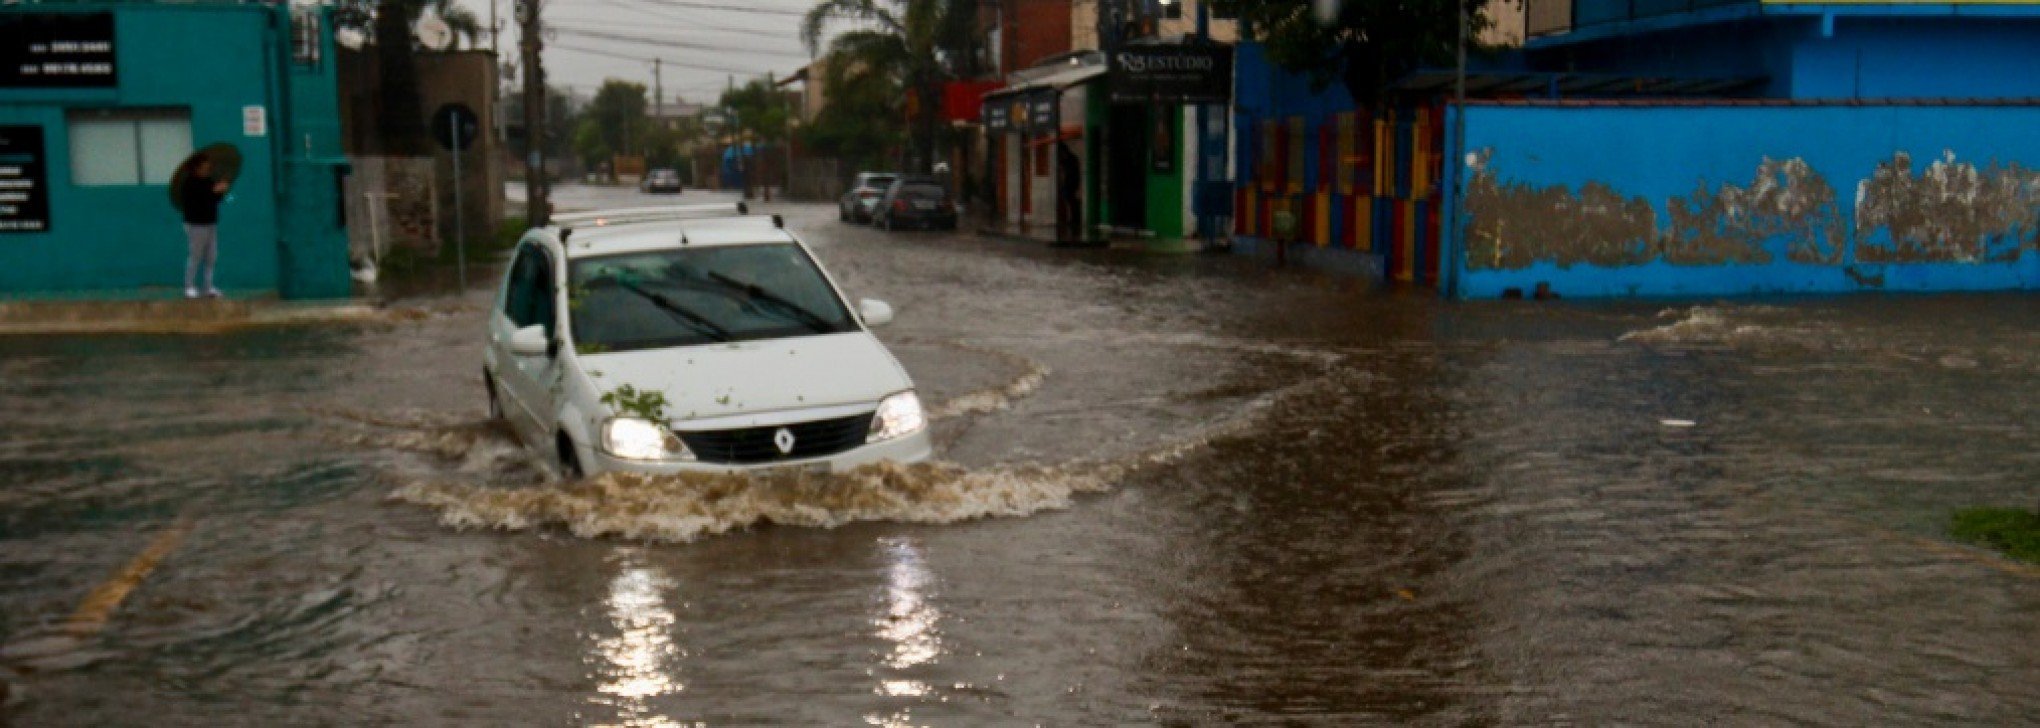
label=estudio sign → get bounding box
[1109,45,1232,104]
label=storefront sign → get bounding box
[982,97,1012,132]
[1109,45,1232,104]
[1026,91,1058,134]
[0,126,51,233]
[0,13,117,89]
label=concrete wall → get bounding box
[1448,102,2040,298]
[0,5,285,297]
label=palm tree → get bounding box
[801,0,972,172]
[428,0,486,50]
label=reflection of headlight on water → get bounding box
[867,391,925,443]
[602,417,694,461]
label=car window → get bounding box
[568,243,858,353]
[902,183,945,199]
[504,246,537,324]
[505,245,556,337]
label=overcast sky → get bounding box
[458,0,871,104]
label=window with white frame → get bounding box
[67,108,192,186]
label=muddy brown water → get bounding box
[2,196,2036,725]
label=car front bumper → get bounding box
[582,428,933,477]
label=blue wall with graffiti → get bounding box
[1445,102,2040,298]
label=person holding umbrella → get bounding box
[174,150,233,299]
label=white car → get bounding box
[483,204,931,477]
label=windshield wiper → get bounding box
[613,279,732,342]
[706,272,839,334]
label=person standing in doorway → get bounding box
[1056,142,1081,244]
[179,155,230,299]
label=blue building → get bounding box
[1434,0,2040,298]
[0,3,351,300]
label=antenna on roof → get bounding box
[772,214,784,228]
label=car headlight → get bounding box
[867,391,926,443]
[601,417,695,461]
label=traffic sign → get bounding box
[432,103,481,152]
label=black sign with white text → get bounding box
[1,13,117,89]
[1109,45,1232,105]
[0,126,51,233]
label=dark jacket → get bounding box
[180,173,224,225]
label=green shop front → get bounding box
[0,4,351,300]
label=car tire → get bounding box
[557,432,584,479]
[840,208,849,222]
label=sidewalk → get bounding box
[0,297,383,335]
[974,219,1216,253]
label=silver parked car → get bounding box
[838,172,898,224]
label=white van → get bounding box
[483,204,930,476]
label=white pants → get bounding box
[184,224,218,291]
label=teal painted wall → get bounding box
[0,4,344,299]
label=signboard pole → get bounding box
[451,114,467,292]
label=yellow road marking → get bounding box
[64,515,195,635]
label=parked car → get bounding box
[639,168,683,194]
[484,204,931,477]
[873,177,958,231]
[838,172,898,223]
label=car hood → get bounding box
[579,332,911,424]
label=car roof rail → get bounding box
[550,202,750,229]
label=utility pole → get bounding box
[654,58,664,120]
[519,0,551,226]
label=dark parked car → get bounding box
[873,177,957,231]
[838,172,898,223]
[640,168,683,194]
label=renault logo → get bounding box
[773,427,797,455]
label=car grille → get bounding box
[677,413,875,464]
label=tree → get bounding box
[717,79,792,144]
[1214,0,1493,107]
[573,80,651,167]
[800,56,907,175]
[801,0,977,172]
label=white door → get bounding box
[493,245,565,443]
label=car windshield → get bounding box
[861,175,896,190]
[568,243,859,353]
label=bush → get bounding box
[1950,507,2040,563]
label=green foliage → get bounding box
[718,79,794,143]
[799,59,905,170]
[601,385,671,422]
[1214,0,1493,106]
[576,80,652,166]
[801,0,978,168]
[1950,507,2040,563]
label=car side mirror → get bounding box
[509,325,551,356]
[859,299,894,327]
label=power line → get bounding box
[547,0,800,41]
[550,41,788,76]
[550,24,808,57]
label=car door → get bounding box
[491,245,541,440]
[504,246,566,443]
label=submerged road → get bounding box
[2,188,2036,725]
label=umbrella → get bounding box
[167,143,243,211]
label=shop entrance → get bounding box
[1105,105,1148,231]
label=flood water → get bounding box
[2,193,2035,725]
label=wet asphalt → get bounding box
[1,185,2036,726]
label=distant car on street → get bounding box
[873,177,958,231]
[838,172,898,223]
[639,168,683,194]
[484,204,930,477]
